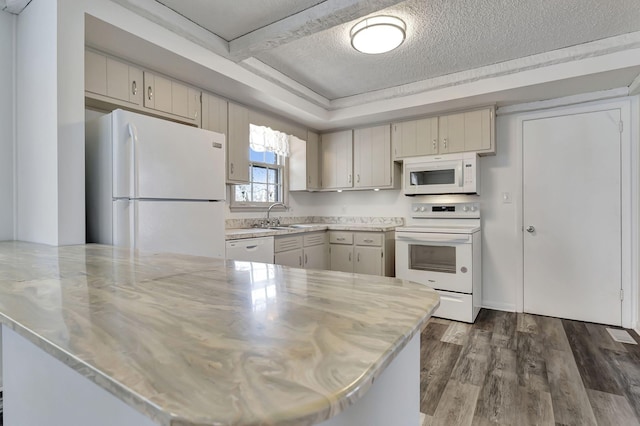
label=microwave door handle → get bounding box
[457,162,463,187]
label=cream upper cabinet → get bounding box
[85,50,142,106]
[462,108,493,152]
[290,130,321,192]
[85,50,107,96]
[439,108,494,154]
[354,124,395,189]
[201,92,228,136]
[321,130,353,190]
[143,71,201,125]
[392,117,438,160]
[392,107,495,158]
[438,112,466,154]
[306,131,321,190]
[227,102,250,184]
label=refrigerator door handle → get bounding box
[127,123,139,198]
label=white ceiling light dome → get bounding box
[350,16,406,54]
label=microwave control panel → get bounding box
[464,163,475,186]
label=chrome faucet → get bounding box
[265,202,287,227]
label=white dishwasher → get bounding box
[225,236,274,263]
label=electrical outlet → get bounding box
[502,192,512,204]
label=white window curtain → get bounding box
[250,124,291,157]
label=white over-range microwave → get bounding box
[403,152,479,195]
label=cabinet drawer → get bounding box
[304,232,326,247]
[330,232,353,244]
[275,235,302,252]
[433,290,474,323]
[354,233,383,246]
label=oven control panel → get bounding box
[411,202,480,219]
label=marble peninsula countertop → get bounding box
[0,242,439,426]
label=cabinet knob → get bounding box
[357,174,360,183]
[443,138,448,149]
[147,86,153,100]
[230,163,234,174]
[348,174,352,184]
[305,253,308,264]
[348,252,352,262]
[357,253,360,262]
[299,256,302,266]
[132,81,137,96]
[308,175,311,184]
[432,139,437,151]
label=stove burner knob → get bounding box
[470,206,477,212]
[462,206,469,212]
[413,206,419,212]
[419,207,426,212]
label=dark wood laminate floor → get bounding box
[420,309,640,426]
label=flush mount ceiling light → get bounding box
[350,16,406,54]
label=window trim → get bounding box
[229,156,289,211]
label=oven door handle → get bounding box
[396,234,471,243]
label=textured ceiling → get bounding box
[145,0,640,101]
[154,0,324,41]
[255,0,640,99]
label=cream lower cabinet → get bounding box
[329,231,395,277]
[274,232,327,269]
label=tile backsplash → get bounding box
[225,216,404,229]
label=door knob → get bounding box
[526,225,535,233]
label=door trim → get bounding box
[515,97,638,328]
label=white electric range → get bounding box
[395,202,482,323]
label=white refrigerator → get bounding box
[86,109,226,258]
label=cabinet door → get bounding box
[105,57,130,102]
[227,103,250,183]
[188,87,201,124]
[392,118,438,159]
[306,131,320,190]
[85,50,107,96]
[304,244,327,270]
[202,92,228,135]
[354,246,383,276]
[463,109,492,152]
[354,125,391,188]
[171,81,189,118]
[128,66,143,105]
[439,112,466,154]
[275,248,304,268]
[330,245,353,273]
[144,72,172,113]
[321,130,353,189]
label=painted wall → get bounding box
[0,11,15,241]
[16,0,59,244]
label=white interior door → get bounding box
[523,109,622,326]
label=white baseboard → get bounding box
[481,301,516,312]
